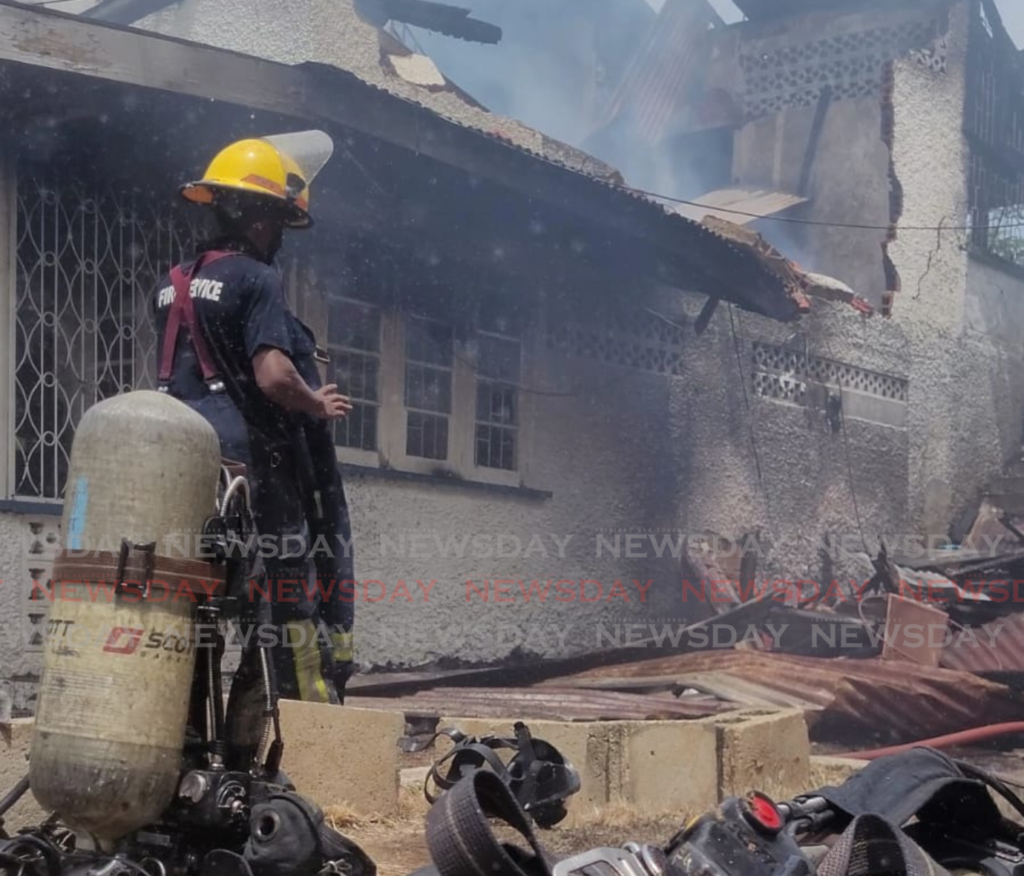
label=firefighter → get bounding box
[153,131,351,721]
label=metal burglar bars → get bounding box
[965,0,1024,268]
[13,171,199,500]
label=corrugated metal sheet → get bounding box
[542,652,1024,743]
[671,188,809,225]
[941,612,1024,673]
[600,0,724,145]
[348,686,728,722]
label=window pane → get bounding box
[405,363,452,413]
[334,352,379,403]
[476,382,517,425]
[476,424,516,471]
[406,317,453,366]
[407,412,448,460]
[477,335,521,383]
[334,403,378,451]
[329,299,381,352]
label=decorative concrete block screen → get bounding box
[751,341,908,428]
[738,19,940,118]
[546,307,687,377]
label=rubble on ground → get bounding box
[349,506,1024,749]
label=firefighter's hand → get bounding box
[314,385,353,420]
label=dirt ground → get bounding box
[325,744,691,876]
[329,745,1024,876]
[326,800,687,876]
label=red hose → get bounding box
[838,722,1024,759]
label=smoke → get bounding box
[409,0,656,149]
[409,0,742,205]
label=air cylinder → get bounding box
[29,390,222,842]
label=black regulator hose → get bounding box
[0,777,29,819]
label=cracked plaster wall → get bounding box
[716,0,1024,561]
[885,0,1024,535]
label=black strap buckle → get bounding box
[115,538,157,598]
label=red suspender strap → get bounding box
[158,250,238,383]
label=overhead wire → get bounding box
[821,336,869,552]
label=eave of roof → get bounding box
[0,0,821,321]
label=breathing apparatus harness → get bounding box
[157,245,344,699]
[157,248,241,396]
[423,722,581,830]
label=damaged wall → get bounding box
[726,3,945,307]
[884,0,1024,535]
[665,292,912,590]
[696,0,1024,548]
[713,0,1024,547]
[733,95,891,303]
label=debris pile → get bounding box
[349,515,1024,749]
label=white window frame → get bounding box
[390,312,459,475]
[464,326,524,488]
[332,307,535,490]
[326,295,386,469]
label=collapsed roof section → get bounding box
[0,0,851,321]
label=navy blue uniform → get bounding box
[154,241,295,463]
[154,238,340,714]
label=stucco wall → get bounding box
[727,0,1020,543]
[337,353,683,668]
[665,291,912,588]
[0,347,687,692]
[886,0,990,536]
[8,0,1024,704]
[0,511,61,716]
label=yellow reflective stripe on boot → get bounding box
[330,631,354,663]
[285,620,331,704]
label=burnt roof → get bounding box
[0,0,826,321]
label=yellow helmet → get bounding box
[180,130,334,229]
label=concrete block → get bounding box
[809,756,864,790]
[279,702,404,817]
[701,708,811,803]
[620,720,718,817]
[435,716,719,825]
[0,719,49,833]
